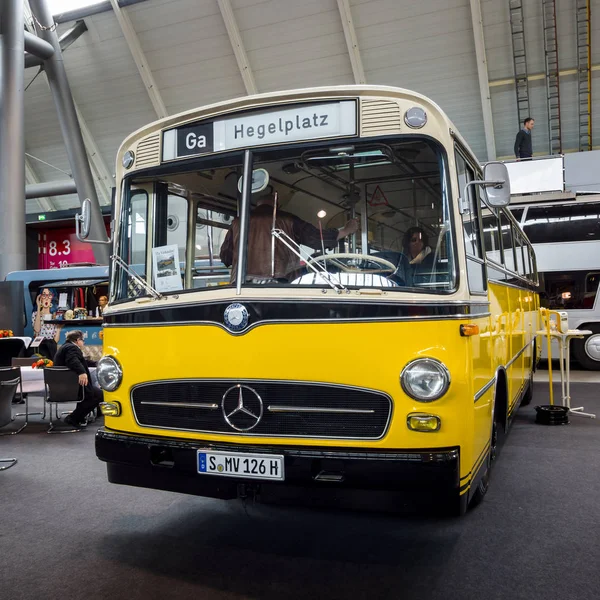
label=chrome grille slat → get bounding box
[131,380,392,440]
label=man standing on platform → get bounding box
[514,117,535,160]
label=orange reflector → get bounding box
[460,324,480,337]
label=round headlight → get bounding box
[404,107,427,129]
[97,356,123,392]
[401,358,450,402]
[122,150,135,169]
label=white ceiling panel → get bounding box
[18,0,600,218]
[352,0,484,159]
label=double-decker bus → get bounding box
[91,86,539,515]
[509,195,600,370]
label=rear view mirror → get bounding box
[75,198,112,245]
[75,198,92,240]
[483,162,511,207]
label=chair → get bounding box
[0,379,19,470]
[0,338,26,368]
[43,367,84,434]
[0,367,27,434]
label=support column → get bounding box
[0,0,26,278]
[29,0,110,264]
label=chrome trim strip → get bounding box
[473,337,536,403]
[473,378,495,402]
[104,312,492,333]
[130,378,393,441]
[267,406,375,414]
[506,337,535,368]
[139,401,218,409]
[108,298,492,315]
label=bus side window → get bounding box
[456,151,486,293]
[514,231,527,277]
[481,208,504,281]
[499,211,517,277]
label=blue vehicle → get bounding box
[5,265,109,354]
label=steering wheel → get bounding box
[310,253,397,274]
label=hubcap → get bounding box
[584,333,600,362]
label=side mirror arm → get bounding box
[459,180,507,214]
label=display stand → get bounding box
[537,309,596,419]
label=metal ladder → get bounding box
[542,0,562,154]
[576,0,592,151]
[509,0,530,129]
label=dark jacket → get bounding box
[220,204,339,281]
[514,129,532,158]
[54,342,90,379]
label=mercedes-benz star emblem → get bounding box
[224,303,249,332]
[222,384,263,432]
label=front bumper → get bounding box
[96,428,461,502]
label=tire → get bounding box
[469,418,497,510]
[520,377,533,407]
[572,324,600,371]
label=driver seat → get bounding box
[291,273,398,287]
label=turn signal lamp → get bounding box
[100,401,121,417]
[460,324,480,337]
[407,413,441,432]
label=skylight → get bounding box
[48,0,105,16]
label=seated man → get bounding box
[220,193,358,283]
[53,330,103,428]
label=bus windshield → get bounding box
[114,138,455,301]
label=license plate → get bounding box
[197,450,285,481]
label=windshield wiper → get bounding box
[270,229,346,293]
[112,255,163,300]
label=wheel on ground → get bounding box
[571,325,600,371]
[469,415,498,510]
[520,377,533,406]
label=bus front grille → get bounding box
[131,380,392,440]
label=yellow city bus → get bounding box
[91,86,539,515]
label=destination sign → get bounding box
[162,101,357,161]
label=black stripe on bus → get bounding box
[103,300,491,327]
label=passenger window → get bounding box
[193,206,232,288]
[499,211,516,274]
[481,207,504,281]
[166,194,188,273]
[119,189,149,299]
[456,150,486,293]
[514,232,527,277]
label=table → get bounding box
[14,336,32,347]
[536,329,596,419]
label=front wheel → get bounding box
[572,325,600,371]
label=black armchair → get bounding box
[0,367,27,434]
[0,379,19,470]
[43,367,84,434]
[0,338,26,368]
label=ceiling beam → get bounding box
[108,0,168,118]
[25,155,57,211]
[469,0,496,161]
[217,0,257,95]
[337,0,366,84]
[25,20,89,68]
[74,104,113,205]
